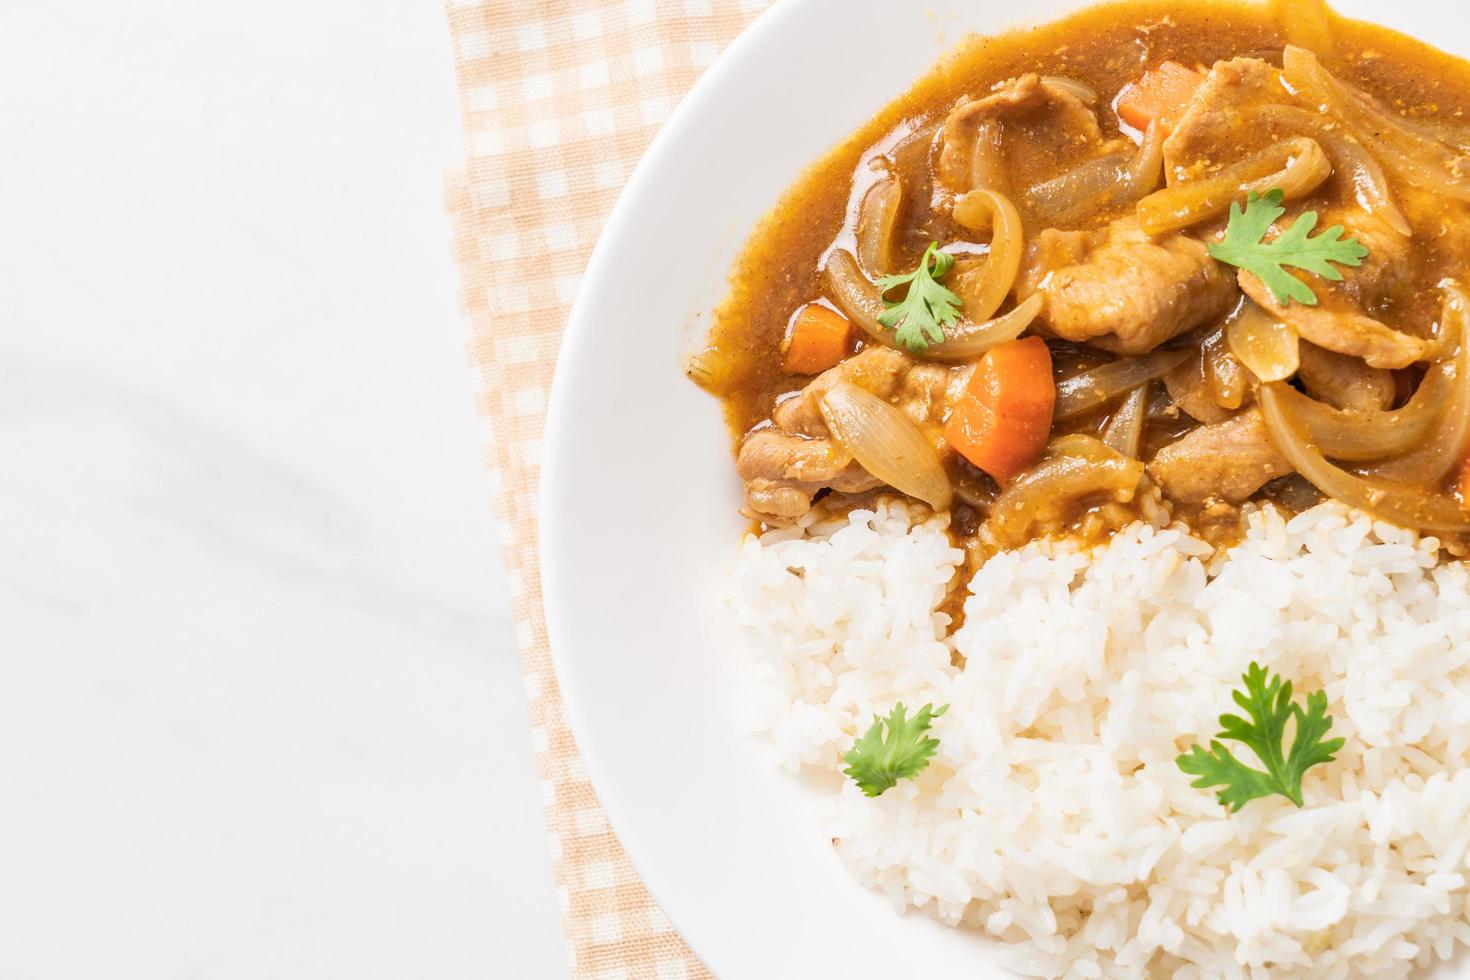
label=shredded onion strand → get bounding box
[1055,349,1193,419]
[819,382,953,511]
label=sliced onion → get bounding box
[1364,286,1470,483]
[951,189,1024,320]
[1102,384,1150,458]
[1041,76,1098,106]
[1127,121,1166,195]
[1170,319,1250,416]
[819,381,952,511]
[1271,371,1450,461]
[1054,349,1193,419]
[823,249,1042,363]
[1023,123,1164,227]
[924,294,1044,363]
[988,435,1145,546]
[1283,46,1470,203]
[1165,344,1234,424]
[856,171,904,278]
[1137,136,1331,235]
[1255,104,1411,236]
[1203,322,1250,410]
[824,249,888,338]
[1259,383,1470,532]
[891,122,939,188]
[1023,152,1130,223]
[1325,134,1412,237]
[1227,302,1300,382]
[1418,116,1470,154]
[1270,0,1335,59]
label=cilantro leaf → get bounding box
[843,702,948,798]
[1177,663,1345,812]
[874,242,964,353]
[1207,188,1369,307]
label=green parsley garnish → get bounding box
[843,702,947,798]
[874,242,964,353]
[1177,663,1345,813]
[1207,188,1369,307]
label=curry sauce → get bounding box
[691,0,1470,548]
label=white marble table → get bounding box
[0,2,568,976]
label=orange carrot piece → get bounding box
[1116,61,1205,133]
[782,303,852,375]
[1457,451,1470,508]
[943,336,1056,484]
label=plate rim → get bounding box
[539,2,810,975]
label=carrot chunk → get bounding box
[1116,61,1205,133]
[1457,452,1470,508]
[942,336,1056,484]
[782,303,852,375]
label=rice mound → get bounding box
[732,500,1470,978]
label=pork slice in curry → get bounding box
[691,0,1470,556]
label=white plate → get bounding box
[541,2,1470,975]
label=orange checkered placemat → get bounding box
[443,0,771,975]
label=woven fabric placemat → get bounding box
[443,0,770,975]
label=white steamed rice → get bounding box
[732,499,1470,978]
